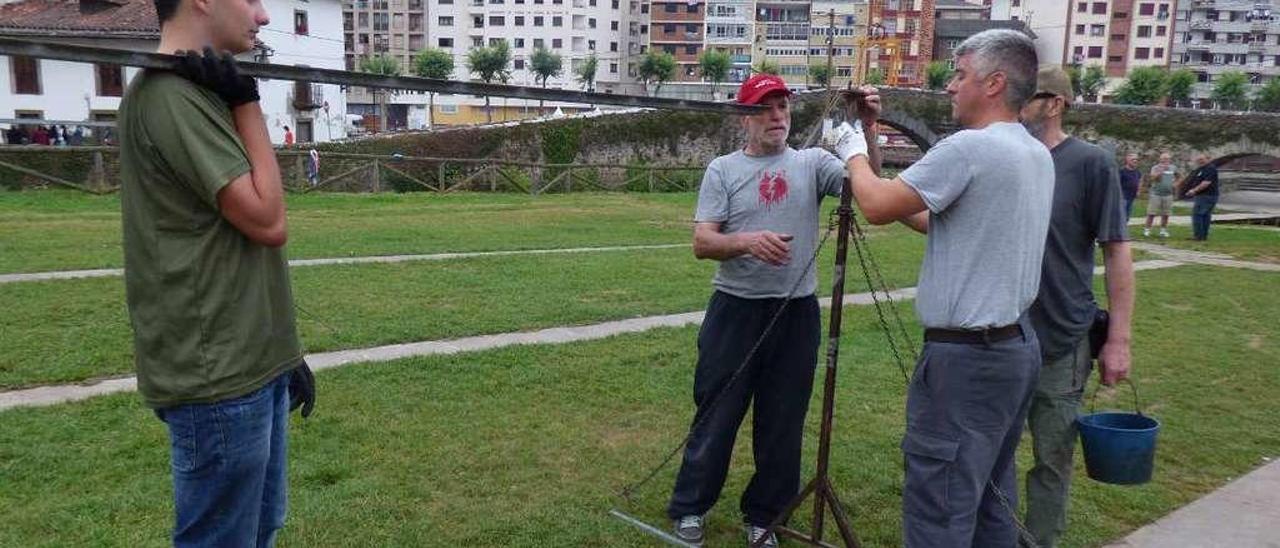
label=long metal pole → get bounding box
[0,37,763,116]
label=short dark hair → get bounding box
[154,0,181,24]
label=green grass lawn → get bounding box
[1136,224,1280,263]
[0,207,926,389]
[0,191,702,273]
[1,266,1276,547]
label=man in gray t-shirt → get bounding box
[827,29,1051,547]
[667,73,854,548]
[1020,64,1135,548]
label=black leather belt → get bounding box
[924,324,1023,345]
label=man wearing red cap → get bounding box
[665,74,878,547]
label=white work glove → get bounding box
[822,120,868,163]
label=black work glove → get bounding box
[288,361,316,418]
[172,46,260,107]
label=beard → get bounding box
[1021,117,1047,139]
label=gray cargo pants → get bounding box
[1024,337,1093,548]
[902,328,1041,548]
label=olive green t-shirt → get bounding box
[118,70,302,408]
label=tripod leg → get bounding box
[754,477,820,548]
[822,483,862,548]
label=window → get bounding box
[1092,2,1106,15]
[11,56,40,95]
[685,2,696,12]
[358,13,368,28]
[472,36,483,47]
[612,0,618,8]
[589,17,597,28]
[611,21,618,31]
[438,37,454,47]
[610,41,618,52]
[1073,45,1084,58]
[552,16,563,26]
[514,59,525,69]
[1156,26,1166,37]
[1077,2,1087,12]
[1090,24,1105,36]
[489,15,504,26]
[95,64,123,97]
[438,16,453,26]
[589,0,596,5]
[294,10,309,35]
[473,15,483,27]
[1138,3,1153,16]
[641,3,648,13]
[588,39,596,50]
[1076,24,1085,35]
[664,23,675,33]
[553,38,562,48]
[1135,47,1150,59]
[514,16,524,25]
[440,104,458,114]
[685,23,697,32]
[534,16,544,26]
[664,3,676,12]
[514,38,525,47]
[1155,47,1164,58]
[663,45,676,54]
[1111,33,1124,41]
[1137,25,1151,38]
[685,45,697,54]
[1088,46,1103,58]
[1113,12,1127,19]
[610,62,618,73]
[488,37,503,46]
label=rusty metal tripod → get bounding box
[749,175,861,548]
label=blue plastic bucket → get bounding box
[1077,411,1160,485]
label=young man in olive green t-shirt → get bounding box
[119,0,314,544]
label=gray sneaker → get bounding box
[673,515,705,546]
[746,525,779,547]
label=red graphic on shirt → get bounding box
[758,171,789,208]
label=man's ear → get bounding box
[189,0,213,17]
[985,71,1007,101]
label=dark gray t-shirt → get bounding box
[1029,137,1129,360]
[899,122,1055,329]
[694,147,845,298]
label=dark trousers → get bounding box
[902,324,1041,548]
[1192,195,1218,240]
[668,291,820,526]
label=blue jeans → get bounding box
[155,373,291,548]
[1192,195,1218,240]
[1123,197,1135,222]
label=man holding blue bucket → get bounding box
[1017,64,1136,548]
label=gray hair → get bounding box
[953,29,1038,111]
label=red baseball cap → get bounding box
[736,74,793,105]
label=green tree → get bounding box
[1066,65,1083,97]
[1112,66,1168,105]
[575,53,599,93]
[925,60,953,91]
[698,49,732,99]
[809,62,832,88]
[411,48,454,128]
[865,68,885,85]
[1165,68,1196,107]
[1254,77,1280,112]
[752,59,780,75]
[466,40,512,123]
[529,47,563,114]
[359,54,402,132]
[637,50,677,96]
[1079,64,1106,102]
[1212,71,1249,110]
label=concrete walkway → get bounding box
[1105,458,1280,548]
[0,243,689,285]
[1132,242,1280,272]
[0,260,1196,412]
[1127,212,1276,227]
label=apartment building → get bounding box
[344,0,635,126]
[1,0,348,144]
[649,0,706,84]
[704,0,755,87]
[809,0,869,88]
[1172,0,1280,106]
[869,0,936,87]
[987,0,1073,69]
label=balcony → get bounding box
[1209,41,1250,54]
[731,53,751,63]
[291,83,325,111]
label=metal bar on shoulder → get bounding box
[0,37,765,116]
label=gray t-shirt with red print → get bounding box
[694,147,846,299]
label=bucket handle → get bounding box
[1088,378,1144,416]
